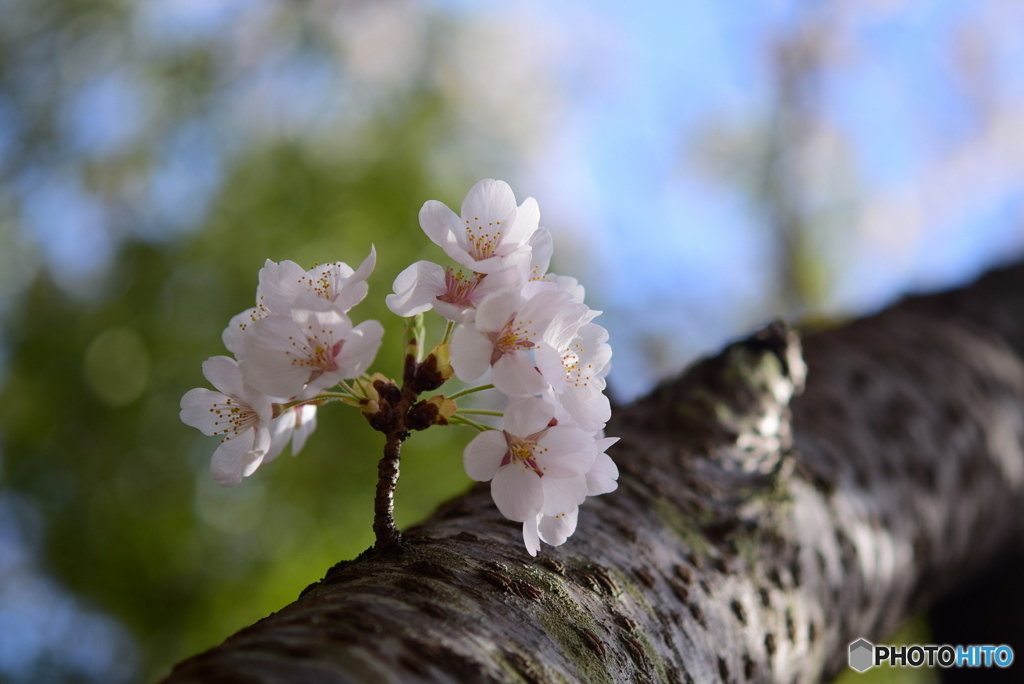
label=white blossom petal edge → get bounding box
[179,356,274,487]
[463,398,595,523]
[419,179,540,274]
[240,300,384,398]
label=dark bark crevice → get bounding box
[162,261,1024,684]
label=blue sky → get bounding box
[10,0,1024,395]
[509,1,1024,395]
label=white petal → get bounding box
[179,388,227,435]
[240,352,309,399]
[491,465,543,522]
[504,397,556,438]
[576,323,613,377]
[537,426,596,478]
[525,228,553,278]
[292,303,352,335]
[222,308,261,358]
[540,476,588,515]
[265,412,296,463]
[450,324,493,383]
[467,250,530,275]
[522,516,542,557]
[290,405,318,455]
[251,423,272,465]
[330,281,367,314]
[351,244,377,284]
[543,303,592,351]
[210,429,264,487]
[419,200,463,251]
[330,245,376,311]
[202,356,245,398]
[503,196,540,248]
[492,353,548,397]
[461,179,517,221]
[474,290,522,334]
[586,450,619,496]
[433,299,476,323]
[386,261,446,317]
[561,388,611,432]
[534,345,567,392]
[240,315,313,398]
[474,265,523,303]
[260,260,308,315]
[336,319,384,378]
[538,508,579,546]
[463,431,507,481]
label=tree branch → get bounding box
[162,261,1024,683]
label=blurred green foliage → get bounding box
[1,139,486,680]
[0,2,521,681]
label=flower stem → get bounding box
[449,415,495,432]
[456,409,504,417]
[446,383,495,400]
[441,319,456,344]
[276,393,350,411]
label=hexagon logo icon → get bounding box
[849,639,874,672]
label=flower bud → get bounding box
[411,343,454,393]
[427,394,457,421]
[371,374,402,407]
[406,395,458,430]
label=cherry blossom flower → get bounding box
[385,260,519,323]
[259,247,377,315]
[521,436,618,555]
[450,287,589,396]
[523,507,580,557]
[180,356,274,487]
[240,299,384,398]
[183,179,619,558]
[505,229,584,304]
[536,322,613,431]
[419,179,540,274]
[221,248,376,356]
[463,398,595,522]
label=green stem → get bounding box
[441,319,456,345]
[276,393,351,411]
[450,415,495,432]
[334,379,358,396]
[456,409,504,417]
[446,383,495,400]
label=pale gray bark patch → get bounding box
[162,262,1024,684]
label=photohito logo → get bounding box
[849,639,1013,672]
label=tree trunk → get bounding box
[162,262,1024,684]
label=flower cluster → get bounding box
[180,251,383,486]
[387,179,617,556]
[181,179,617,557]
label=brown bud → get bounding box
[365,401,394,433]
[372,376,402,407]
[406,395,458,430]
[411,344,454,393]
[406,400,439,431]
[428,395,457,421]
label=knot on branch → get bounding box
[630,321,806,473]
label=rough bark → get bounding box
[162,262,1024,684]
